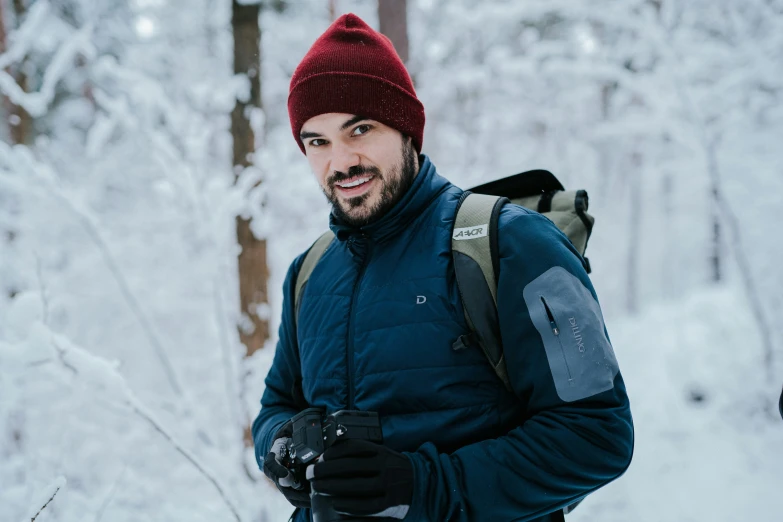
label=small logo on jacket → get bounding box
[569,317,586,353]
[416,296,427,304]
[453,224,488,240]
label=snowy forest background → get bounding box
[1,0,782,520]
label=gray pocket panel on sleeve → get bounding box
[523,266,618,402]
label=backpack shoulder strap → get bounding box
[286,232,333,412]
[451,192,512,391]
[294,231,334,327]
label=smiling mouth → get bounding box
[336,175,374,188]
[335,175,375,196]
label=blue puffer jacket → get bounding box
[252,156,634,522]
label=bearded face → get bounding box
[300,114,420,228]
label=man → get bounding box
[253,13,633,522]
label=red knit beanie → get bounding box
[288,13,425,154]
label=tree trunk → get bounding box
[378,0,409,64]
[1,0,33,145]
[231,1,268,448]
[232,0,267,353]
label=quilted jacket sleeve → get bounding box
[251,255,305,468]
[404,208,634,521]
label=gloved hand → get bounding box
[307,439,414,519]
[263,422,311,509]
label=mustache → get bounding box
[328,165,382,187]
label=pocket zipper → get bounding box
[540,296,560,336]
[540,295,573,383]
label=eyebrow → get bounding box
[299,115,370,141]
[299,130,321,140]
[340,115,369,131]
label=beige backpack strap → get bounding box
[452,193,501,305]
[294,231,334,326]
[452,193,512,391]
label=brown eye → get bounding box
[352,124,372,136]
[309,138,327,147]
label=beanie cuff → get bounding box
[289,72,425,154]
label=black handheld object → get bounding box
[779,385,782,420]
[282,408,383,522]
[286,408,325,467]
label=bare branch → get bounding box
[29,478,64,522]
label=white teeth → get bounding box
[338,176,372,188]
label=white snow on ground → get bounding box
[572,284,783,522]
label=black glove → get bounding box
[307,439,414,519]
[262,421,311,509]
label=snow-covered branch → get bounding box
[0,0,50,70]
[46,332,242,522]
[0,142,188,399]
[0,17,96,117]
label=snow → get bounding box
[1,0,782,521]
[0,16,96,118]
[571,284,783,522]
[0,1,52,70]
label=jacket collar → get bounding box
[328,154,449,243]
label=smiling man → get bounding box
[252,13,633,522]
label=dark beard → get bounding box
[326,139,418,228]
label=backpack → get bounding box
[448,169,594,392]
[292,169,595,516]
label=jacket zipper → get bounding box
[347,237,372,409]
[540,296,573,382]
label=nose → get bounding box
[330,141,361,176]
